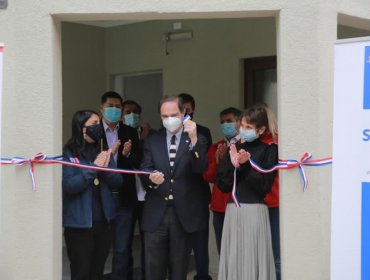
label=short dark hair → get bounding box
[178,93,195,110]
[240,104,268,129]
[101,91,123,104]
[122,100,142,114]
[219,107,242,119]
[158,96,184,113]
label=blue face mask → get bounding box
[103,107,122,123]
[240,128,258,143]
[124,113,140,128]
[220,122,237,138]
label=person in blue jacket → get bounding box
[63,110,123,280]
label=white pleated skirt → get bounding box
[218,203,276,280]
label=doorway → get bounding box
[61,17,277,279]
[112,71,163,129]
[244,56,277,115]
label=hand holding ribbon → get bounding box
[231,152,333,208]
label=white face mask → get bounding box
[162,117,182,133]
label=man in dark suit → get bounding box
[99,91,142,280]
[178,93,212,280]
[140,95,209,280]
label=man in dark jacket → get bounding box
[140,96,209,280]
[99,91,142,280]
[178,93,212,280]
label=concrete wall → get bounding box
[62,17,276,141]
[62,22,106,143]
[1,0,370,280]
[0,2,63,279]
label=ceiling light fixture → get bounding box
[163,31,193,56]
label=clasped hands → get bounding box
[229,144,250,168]
[110,139,132,157]
[93,149,112,167]
[94,138,133,167]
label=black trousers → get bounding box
[192,210,212,280]
[144,206,192,280]
[212,211,225,255]
[269,207,281,280]
[64,222,111,280]
[132,201,146,280]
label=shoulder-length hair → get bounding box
[64,110,99,157]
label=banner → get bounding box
[331,37,370,280]
[0,43,3,232]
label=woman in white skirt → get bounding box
[216,105,278,280]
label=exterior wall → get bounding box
[277,3,337,279]
[62,22,106,143]
[62,18,276,141]
[0,1,370,280]
[0,2,63,280]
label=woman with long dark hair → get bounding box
[216,105,278,280]
[63,110,123,280]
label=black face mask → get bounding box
[85,124,103,143]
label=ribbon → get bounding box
[231,153,333,208]
[0,152,153,191]
[1,152,333,196]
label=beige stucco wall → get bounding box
[1,1,370,280]
[62,22,106,142]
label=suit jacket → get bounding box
[195,124,213,204]
[139,128,209,233]
[101,121,142,206]
[196,124,212,151]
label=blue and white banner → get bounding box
[331,37,370,280]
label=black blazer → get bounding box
[140,129,209,233]
[197,124,212,151]
[101,121,142,206]
[196,124,213,203]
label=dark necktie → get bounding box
[169,135,177,172]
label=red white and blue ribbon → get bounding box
[231,168,241,208]
[231,153,333,208]
[1,152,332,197]
[0,152,153,191]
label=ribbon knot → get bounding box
[1,152,153,192]
[6,152,48,191]
[11,152,46,166]
[280,153,313,192]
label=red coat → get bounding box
[203,139,232,213]
[261,132,279,208]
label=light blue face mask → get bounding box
[104,107,122,123]
[220,122,237,138]
[124,113,140,128]
[240,128,258,142]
